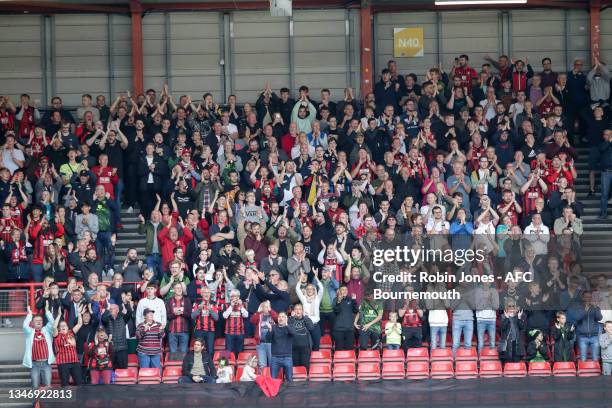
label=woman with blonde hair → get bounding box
[240,354,259,381]
[296,268,324,350]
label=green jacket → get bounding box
[138,221,165,255]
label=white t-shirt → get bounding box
[2,148,24,175]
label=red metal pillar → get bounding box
[360,0,374,98]
[590,0,601,62]
[130,0,144,95]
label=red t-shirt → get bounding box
[32,329,49,361]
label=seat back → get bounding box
[332,363,356,381]
[406,347,429,362]
[382,349,405,362]
[430,361,454,379]
[430,348,453,361]
[479,360,502,378]
[382,362,405,379]
[503,362,527,377]
[406,361,429,379]
[357,362,381,380]
[528,361,551,377]
[455,361,478,379]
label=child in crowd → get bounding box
[526,329,549,362]
[384,311,402,350]
[240,355,259,381]
[216,356,233,383]
[550,311,575,362]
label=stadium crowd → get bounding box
[2,52,611,387]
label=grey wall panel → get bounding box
[293,9,350,100]
[168,12,221,98]
[0,15,43,102]
[440,11,499,70]
[601,8,612,65]
[54,14,110,105]
[232,11,289,102]
[512,9,589,71]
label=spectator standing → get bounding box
[166,282,192,353]
[266,311,295,381]
[22,305,55,388]
[135,308,165,368]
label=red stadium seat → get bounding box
[213,351,236,367]
[430,361,454,379]
[310,350,332,365]
[309,364,332,381]
[455,347,477,361]
[479,348,499,361]
[235,367,244,382]
[243,337,257,351]
[430,348,453,362]
[577,360,601,377]
[320,335,333,350]
[382,362,405,379]
[528,361,551,377]
[479,360,503,378]
[552,362,576,377]
[332,363,356,381]
[358,349,381,364]
[382,349,405,363]
[406,361,429,380]
[138,367,161,384]
[261,366,283,379]
[128,354,139,368]
[237,351,256,366]
[162,366,182,383]
[333,350,356,364]
[357,362,381,380]
[455,361,478,379]
[114,367,138,384]
[164,353,183,367]
[293,366,308,381]
[406,347,429,362]
[214,338,225,350]
[503,362,527,378]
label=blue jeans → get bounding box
[452,320,474,354]
[146,253,163,282]
[31,361,51,388]
[169,332,189,353]
[225,334,244,356]
[601,170,612,216]
[270,355,293,381]
[430,326,447,350]
[194,330,215,354]
[386,344,401,350]
[138,352,161,368]
[30,264,44,283]
[256,342,272,369]
[477,320,497,352]
[96,231,114,271]
[579,335,600,361]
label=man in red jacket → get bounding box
[157,220,193,272]
[91,153,118,200]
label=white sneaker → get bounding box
[3,319,13,328]
[127,207,134,214]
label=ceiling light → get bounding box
[435,0,527,5]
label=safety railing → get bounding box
[0,281,141,317]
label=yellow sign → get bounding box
[393,27,424,58]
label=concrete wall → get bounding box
[0,8,598,106]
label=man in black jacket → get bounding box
[102,303,132,369]
[289,304,314,371]
[178,338,216,383]
[266,312,296,381]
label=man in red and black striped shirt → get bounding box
[136,309,165,368]
[222,289,249,357]
[166,283,192,353]
[191,287,218,354]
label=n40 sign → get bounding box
[394,27,424,58]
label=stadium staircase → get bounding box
[574,146,612,276]
[113,209,147,276]
[0,361,33,407]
